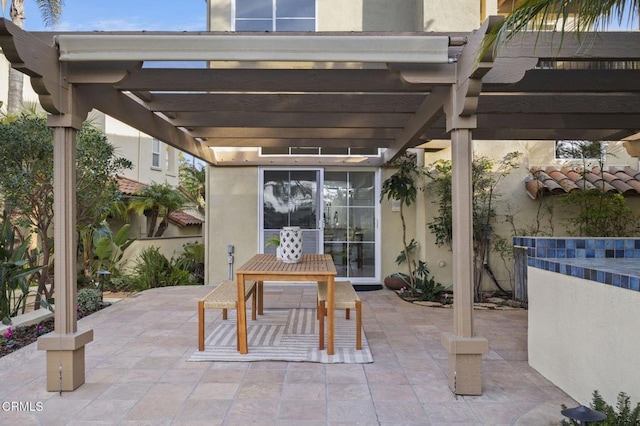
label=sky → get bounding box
[17,0,208,32]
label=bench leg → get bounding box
[345,308,350,320]
[222,308,228,320]
[198,300,205,351]
[318,301,325,350]
[355,300,362,350]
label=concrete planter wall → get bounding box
[516,236,640,406]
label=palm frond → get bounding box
[483,0,639,57]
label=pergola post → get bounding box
[441,128,489,395]
[440,79,489,395]
[37,113,93,392]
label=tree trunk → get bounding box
[147,208,159,237]
[155,218,169,237]
[7,0,25,115]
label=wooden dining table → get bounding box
[235,253,338,355]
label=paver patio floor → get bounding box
[0,285,576,425]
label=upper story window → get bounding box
[235,0,316,32]
[152,138,161,169]
[555,140,606,161]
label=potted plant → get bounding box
[380,153,424,292]
[265,234,282,260]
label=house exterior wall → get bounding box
[208,0,482,32]
[206,166,259,283]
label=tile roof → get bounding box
[526,166,640,199]
[169,210,203,226]
[115,175,203,226]
[116,175,146,195]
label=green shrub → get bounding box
[561,390,640,426]
[109,275,134,292]
[77,288,103,315]
[175,242,205,284]
[130,247,196,291]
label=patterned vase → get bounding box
[279,226,303,263]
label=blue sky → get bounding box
[19,0,207,32]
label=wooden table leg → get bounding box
[236,275,248,354]
[257,281,264,315]
[327,277,335,355]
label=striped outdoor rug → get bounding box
[188,308,373,364]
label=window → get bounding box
[555,140,606,160]
[152,138,161,169]
[235,0,315,32]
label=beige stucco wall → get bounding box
[528,267,640,405]
[206,166,259,284]
[423,0,480,31]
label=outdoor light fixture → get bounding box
[96,270,111,303]
[561,405,607,425]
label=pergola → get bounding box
[1,16,639,395]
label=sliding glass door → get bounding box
[261,168,379,282]
[322,171,376,279]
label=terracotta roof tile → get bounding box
[169,210,203,226]
[116,175,146,195]
[526,166,640,199]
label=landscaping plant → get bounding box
[0,212,44,325]
[561,390,640,426]
[380,153,425,290]
[425,152,521,302]
[130,246,196,291]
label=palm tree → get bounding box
[487,0,639,52]
[4,0,63,114]
[179,158,206,213]
[127,183,188,237]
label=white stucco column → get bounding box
[38,114,93,392]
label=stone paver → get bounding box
[0,285,576,425]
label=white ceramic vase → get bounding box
[279,226,303,263]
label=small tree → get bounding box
[0,113,131,306]
[127,183,188,237]
[380,153,425,290]
[425,152,521,301]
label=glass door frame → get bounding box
[258,166,381,284]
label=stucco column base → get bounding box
[37,329,93,392]
[442,332,489,395]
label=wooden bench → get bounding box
[198,280,257,351]
[317,281,362,350]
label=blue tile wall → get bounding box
[515,237,640,293]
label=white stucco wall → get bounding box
[528,267,640,405]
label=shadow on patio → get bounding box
[0,285,575,425]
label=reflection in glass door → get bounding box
[323,172,376,279]
[262,170,320,254]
